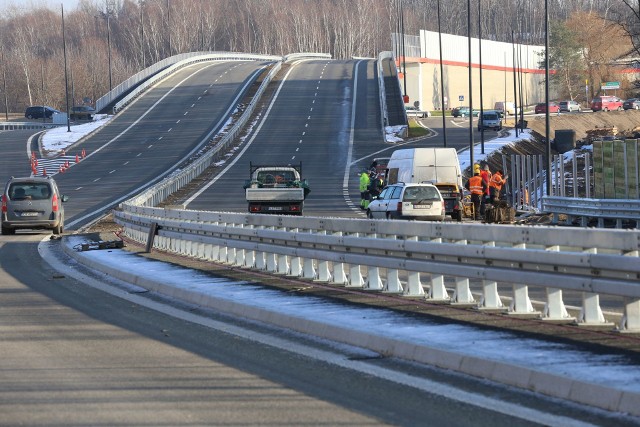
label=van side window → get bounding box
[387,168,399,185]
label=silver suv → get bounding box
[1,177,68,235]
[367,183,445,221]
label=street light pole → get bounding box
[467,0,474,169]
[62,5,70,132]
[107,12,112,92]
[2,53,8,121]
[437,0,447,147]
[545,0,551,195]
[478,0,485,154]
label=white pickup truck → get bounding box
[244,163,310,215]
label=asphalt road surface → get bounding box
[0,59,633,425]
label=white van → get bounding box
[385,148,463,220]
[494,101,519,116]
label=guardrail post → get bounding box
[541,245,575,322]
[276,227,289,274]
[507,243,540,317]
[620,298,640,333]
[366,266,383,290]
[478,241,505,311]
[577,248,613,327]
[316,231,332,282]
[331,232,348,284]
[380,234,402,293]
[364,233,383,290]
[426,238,449,301]
[346,233,364,288]
[451,240,475,305]
[402,237,424,297]
[289,229,302,277]
[254,226,266,270]
[303,257,316,280]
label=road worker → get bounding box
[489,169,508,201]
[368,172,385,201]
[480,163,492,214]
[359,170,371,209]
[465,170,487,220]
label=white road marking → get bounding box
[39,242,595,427]
[93,178,100,182]
[148,145,153,148]
[184,111,188,116]
[167,128,172,132]
[123,161,129,165]
[136,153,142,157]
[158,136,163,140]
[109,170,116,174]
[75,187,83,191]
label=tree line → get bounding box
[0,0,632,114]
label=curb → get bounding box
[61,237,640,417]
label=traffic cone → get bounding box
[42,167,47,176]
[75,155,79,163]
[81,149,86,158]
[34,159,38,167]
[59,165,64,173]
[65,160,70,168]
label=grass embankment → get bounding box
[407,118,430,138]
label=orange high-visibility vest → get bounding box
[468,175,484,195]
[489,172,506,191]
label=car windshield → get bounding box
[483,113,498,120]
[402,186,440,202]
[9,183,51,200]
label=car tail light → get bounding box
[396,202,402,214]
[249,205,261,213]
[52,194,59,212]
[1,195,6,213]
[290,205,301,212]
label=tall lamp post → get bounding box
[544,0,551,194]
[96,10,113,92]
[2,53,8,121]
[62,5,70,132]
[478,0,485,154]
[467,0,474,169]
[437,0,447,147]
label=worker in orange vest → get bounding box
[465,170,487,220]
[489,169,508,201]
[480,163,492,215]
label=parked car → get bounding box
[558,100,582,112]
[494,101,520,116]
[70,105,96,120]
[623,98,640,110]
[534,102,560,114]
[451,106,479,118]
[591,96,623,112]
[1,176,68,235]
[367,183,445,221]
[24,106,60,120]
[477,110,503,131]
[405,105,431,118]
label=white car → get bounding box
[367,183,445,221]
[405,105,431,118]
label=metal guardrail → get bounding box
[97,52,204,112]
[113,204,640,333]
[108,50,640,333]
[377,51,390,129]
[543,196,640,228]
[283,52,332,62]
[112,52,282,114]
[0,122,61,131]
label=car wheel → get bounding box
[53,223,63,235]
[1,225,14,235]
[366,210,373,219]
[618,106,623,111]
[385,212,392,220]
